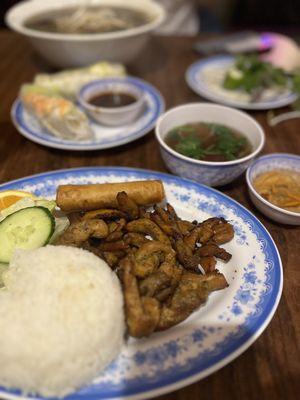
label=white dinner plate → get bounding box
[0,167,283,400]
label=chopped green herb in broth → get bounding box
[165,123,251,162]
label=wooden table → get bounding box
[0,30,299,400]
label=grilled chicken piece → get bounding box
[98,240,129,252]
[126,218,171,245]
[102,251,127,269]
[133,241,175,278]
[200,218,234,244]
[116,191,139,220]
[82,209,127,220]
[176,220,196,236]
[107,218,126,233]
[139,271,172,297]
[166,203,178,219]
[174,238,201,273]
[124,232,150,248]
[150,212,180,237]
[196,243,232,262]
[104,219,127,242]
[165,203,195,235]
[184,225,214,249]
[156,271,228,331]
[122,255,160,338]
[57,219,108,246]
[199,256,217,273]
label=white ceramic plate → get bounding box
[0,167,283,400]
[186,55,297,110]
[11,78,165,151]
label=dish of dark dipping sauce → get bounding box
[165,122,252,162]
[88,92,137,108]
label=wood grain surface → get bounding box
[0,30,299,400]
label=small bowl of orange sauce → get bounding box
[246,153,300,225]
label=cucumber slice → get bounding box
[0,206,55,263]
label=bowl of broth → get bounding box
[155,103,265,187]
[78,78,145,126]
[5,0,165,67]
[246,153,300,225]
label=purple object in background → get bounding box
[259,33,275,51]
[260,32,300,71]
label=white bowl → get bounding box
[246,153,300,225]
[5,0,165,68]
[78,78,145,126]
[155,103,265,187]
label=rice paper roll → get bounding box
[56,181,165,211]
[33,62,126,99]
[20,84,93,141]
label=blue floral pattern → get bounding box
[160,147,251,187]
[0,167,283,400]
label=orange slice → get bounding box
[0,190,36,211]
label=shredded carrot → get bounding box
[253,169,300,213]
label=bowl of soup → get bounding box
[155,103,265,187]
[246,153,300,225]
[5,0,165,67]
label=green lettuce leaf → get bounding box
[50,213,70,244]
[0,198,56,222]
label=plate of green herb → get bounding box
[186,55,299,110]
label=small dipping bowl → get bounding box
[155,103,265,187]
[246,153,300,225]
[78,78,145,126]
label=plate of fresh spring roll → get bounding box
[11,63,165,151]
[0,167,282,400]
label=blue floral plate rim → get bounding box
[11,77,165,151]
[0,167,283,400]
[185,55,298,110]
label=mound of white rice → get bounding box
[0,246,125,398]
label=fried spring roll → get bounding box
[56,180,165,211]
